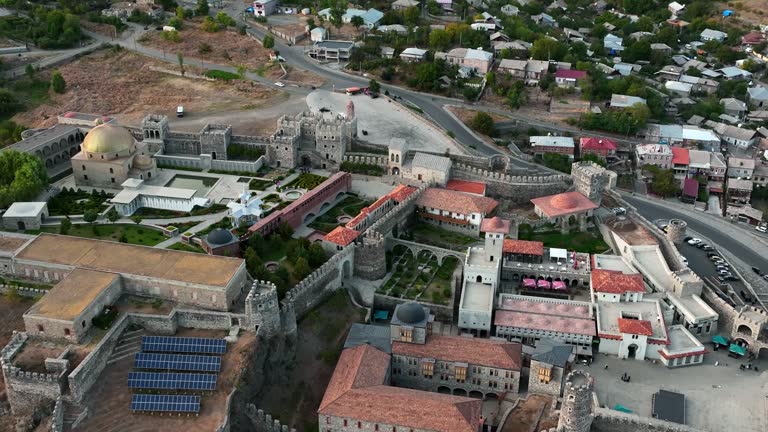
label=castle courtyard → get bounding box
[578,349,768,432]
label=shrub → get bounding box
[161,30,182,42]
[201,16,221,32]
[205,69,241,81]
[50,70,66,94]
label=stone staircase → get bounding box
[63,401,87,432]
[106,328,145,365]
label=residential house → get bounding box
[718,66,752,81]
[493,40,530,57]
[490,31,509,42]
[656,65,684,81]
[435,0,452,10]
[741,31,765,46]
[580,137,617,160]
[437,48,494,74]
[564,28,585,43]
[613,63,641,77]
[604,34,624,54]
[378,24,408,34]
[308,40,355,62]
[471,22,498,32]
[727,178,753,205]
[548,0,567,10]
[310,27,327,42]
[392,0,419,10]
[715,123,757,149]
[501,4,519,16]
[753,163,768,187]
[700,29,727,43]
[645,124,721,150]
[679,75,719,95]
[532,13,557,27]
[331,8,384,29]
[399,47,428,63]
[748,87,768,109]
[720,98,748,118]
[636,144,673,170]
[610,94,647,109]
[253,0,279,17]
[665,81,693,97]
[530,136,575,159]
[727,157,755,179]
[671,146,689,180]
[651,43,673,54]
[668,1,685,16]
[555,69,587,88]
[498,59,548,81]
[593,0,608,12]
[416,188,498,235]
[603,22,616,32]
[381,46,395,59]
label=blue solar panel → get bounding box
[128,372,217,391]
[130,394,200,413]
[134,353,221,372]
[141,336,227,354]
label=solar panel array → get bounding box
[130,394,201,413]
[134,353,222,372]
[141,336,227,354]
[128,372,217,391]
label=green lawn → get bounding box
[167,242,206,254]
[40,224,166,246]
[521,230,610,254]
[249,178,274,190]
[411,222,479,250]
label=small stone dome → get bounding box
[133,154,153,169]
[207,228,234,245]
[396,302,426,324]
[550,193,579,210]
[83,124,135,154]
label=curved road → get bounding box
[623,195,768,273]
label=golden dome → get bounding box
[133,154,154,169]
[83,124,135,154]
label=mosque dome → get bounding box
[396,302,426,324]
[133,154,154,169]
[83,124,135,154]
[207,228,234,245]
[550,193,579,210]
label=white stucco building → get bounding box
[111,179,211,216]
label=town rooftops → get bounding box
[718,66,751,79]
[531,341,574,368]
[417,188,498,215]
[700,28,727,40]
[665,81,693,93]
[721,97,747,111]
[324,226,360,246]
[610,94,647,108]
[727,178,754,191]
[671,146,690,165]
[555,69,587,80]
[445,180,486,195]
[727,157,755,170]
[465,48,493,61]
[400,47,427,57]
[748,86,768,101]
[530,136,575,148]
[591,269,645,294]
[494,308,596,337]
[715,123,756,142]
[503,239,544,256]
[531,191,598,218]
[411,152,452,172]
[618,318,654,336]
[580,137,617,151]
[597,300,669,343]
[682,178,698,197]
[392,334,522,370]
[344,323,393,354]
[636,143,672,156]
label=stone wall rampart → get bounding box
[342,153,388,167]
[247,406,297,432]
[51,396,64,432]
[591,408,706,432]
[280,247,353,318]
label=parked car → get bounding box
[726,275,740,282]
[684,236,693,242]
[687,238,702,245]
[717,269,731,276]
[681,256,688,266]
[701,245,713,251]
[274,82,285,87]
[753,267,762,275]
[757,224,767,233]
[707,252,720,258]
[764,274,768,281]
[696,242,709,249]
[709,255,722,262]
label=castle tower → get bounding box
[480,217,510,265]
[558,370,594,432]
[346,99,357,140]
[140,114,169,153]
[571,161,609,205]
[199,124,232,160]
[665,219,687,245]
[354,231,387,280]
[245,280,281,337]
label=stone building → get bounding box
[402,152,453,185]
[72,123,157,188]
[531,191,598,233]
[1,202,48,231]
[571,161,610,204]
[557,370,594,432]
[528,341,574,397]
[201,228,241,256]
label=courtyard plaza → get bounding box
[577,348,768,432]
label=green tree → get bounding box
[59,218,72,235]
[350,15,364,28]
[106,207,120,222]
[131,215,143,224]
[196,0,209,16]
[403,6,420,26]
[506,81,527,109]
[177,52,185,76]
[646,166,680,197]
[244,247,262,275]
[169,16,183,30]
[0,151,48,208]
[25,64,35,79]
[330,7,344,29]
[307,242,327,268]
[293,257,311,280]
[541,153,572,173]
[368,79,380,94]
[50,70,66,94]
[201,16,220,32]
[176,5,185,19]
[276,221,293,240]
[470,112,496,136]
[0,90,21,116]
[237,65,247,79]
[428,29,452,51]
[83,209,98,223]
[307,18,316,30]
[216,12,236,27]
[263,34,275,49]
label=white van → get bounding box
[176,106,184,117]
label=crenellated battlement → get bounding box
[0,331,27,365]
[451,163,571,185]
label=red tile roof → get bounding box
[495,310,596,336]
[531,191,598,218]
[392,335,522,370]
[671,146,690,165]
[388,184,418,202]
[503,239,544,256]
[319,385,482,432]
[324,226,360,246]
[344,185,417,230]
[446,180,486,196]
[417,188,498,216]
[555,69,587,80]
[580,137,617,151]
[591,269,645,294]
[480,217,511,234]
[617,318,654,336]
[319,344,391,412]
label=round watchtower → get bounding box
[354,231,387,281]
[666,219,687,245]
[558,370,594,432]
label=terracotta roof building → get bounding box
[590,269,646,302]
[318,344,484,432]
[416,188,498,235]
[446,179,487,196]
[502,239,544,263]
[579,137,617,159]
[323,226,360,250]
[344,184,417,232]
[618,318,654,336]
[531,192,597,233]
[494,294,596,347]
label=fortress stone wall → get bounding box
[450,164,570,202]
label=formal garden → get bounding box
[378,246,458,306]
[283,173,327,190]
[47,188,114,216]
[307,195,373,233]
[405,222,480,251]
[248,177,274,190]
[131,203,229,219]
[339,161,385,176]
